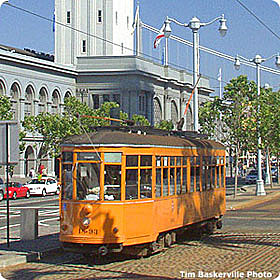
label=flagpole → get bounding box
[218,68,222,99]
[165,37,168,66]
[136,1,140,56]
[219,76,222,99]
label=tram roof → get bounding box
[62,127,225,150]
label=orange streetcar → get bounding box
[59,127,226,257]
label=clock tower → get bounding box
[55,0,134,65]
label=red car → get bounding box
[4,182,31,200]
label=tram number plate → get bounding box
[79,228,98,235]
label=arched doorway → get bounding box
[153,97,162,125]
[171,100,178,128]
[185,106,193,131]
[24,146,35,177]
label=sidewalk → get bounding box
[226,184,280,210]
[0,184,279,269]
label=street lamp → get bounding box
[234,53,280,196]
[0,0,9,7]
[164,14,227,132]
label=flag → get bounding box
[52,11,55,32]
[217,68,222,81]
[153,24,165,49]
[131,4,139,35]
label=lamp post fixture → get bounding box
[163,14,227,132]
[234,53,280,196]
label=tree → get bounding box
[22,98,150,162]
[0,94,13,120]
[154,120,174,131]
[258,87,280,185]
[199,75,258,197]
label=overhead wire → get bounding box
[234,0,280,42]
[3,2,280,88]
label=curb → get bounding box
[0,246,63,268]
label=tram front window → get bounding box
[62,164,73,200]
[104,165,121,200]
[140,169,152,198]
[76,163,100,200]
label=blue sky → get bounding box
[0,0,279,93]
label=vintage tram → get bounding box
[59,127,226,256]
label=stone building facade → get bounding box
[0,0,213,178]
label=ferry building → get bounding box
[0,0,213,178]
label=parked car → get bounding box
[271,168,278,182]
[4,182,30,200]
[25,177,60,196]
[245,169,265,184]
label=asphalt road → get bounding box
[0,196,59,241]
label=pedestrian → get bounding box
[29,167,35,178]
[242,164,247,177]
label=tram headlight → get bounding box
[82,217,91,227]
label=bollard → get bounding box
[20,209,38,240]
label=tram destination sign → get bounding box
[0,121,19,165]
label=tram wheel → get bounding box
[203,221,216,235]
[164,233,172,247]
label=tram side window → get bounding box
[163,168,168,196]
[140,169,152,198]
[216,165,220,188]
[208,166,212,190]
[182,167,187,194]
[126,155,138,167]
[202,166,207,191]
[176,166,182,195]
[190,157,195,192]
[126,169,138,200]
[156,168,162,197]
[140,155,152,166]
[221,165,225,188]
[170,168,175,195]
[62,164,73,200]
[76,163,100,201]
[196,168,201,191]
[182,157,188,194]
[190,167,195,192]
[104,165,121,200]
[211,165,216,188]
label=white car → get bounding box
[26,177,60,197]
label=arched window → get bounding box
[64,91,71,100]
[10,82,21,120]
[25,85,35,116]
[171,100,178,127]
[153,97,162,124]
[52,89,61,114]
[0,80,6,95]
[39,87,48,113]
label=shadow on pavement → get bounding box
[0,233,60,254]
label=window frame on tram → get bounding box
[60,149,226,203]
